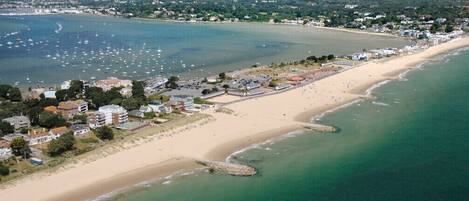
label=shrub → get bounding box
[95,126,114,140]
[0,165,9,176]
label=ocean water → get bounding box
[110,48,469,201]
[0,15,408,85]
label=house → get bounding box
[43,90,57,99]
[2,116,30,129]
[0,139,12,158]
[350,53,369,61]
[86,111,106,128]
[98,105,128,125]
[28,128,53,145]
[170,95,194,111]
[139,105,154,113]
[95,77,132,91]
[58,100,88,118]
[128,110,145,118]
[144,101,172,114]
[49,126,70,138]
[44,106,58,113]
[61,80,71,90]
[69,124,90,136]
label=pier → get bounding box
[196,160,257,176]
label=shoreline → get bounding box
[0,37,468,201]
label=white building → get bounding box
[99,105,128,125]
[2,116,30,130]
[0,140,12,158]
[61,80,71,90]
[87,111,106,128]
[70,124,91,136]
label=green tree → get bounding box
[0,84,12,99]
[71,113,88,124]
[0,164,9,176]
[0,121,14,136]
[131,80,145,99]
[165,76,179,89]
[95,126,114,140]
[26,106,43,126]
[55,89,68,102]
[47,132,75,157]
[121,97,144,110]
[445,24,454,33]
[38,112,67,129]
[218,72,226,80]
[327,54,335,60]
[67,80,84,99]
[10,137,31,158]
[7,87,22,102]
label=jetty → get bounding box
[196,160,257,176]
[298,122,337,132]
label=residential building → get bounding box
[0,139,12,158]
[2,116,30,130]
[170,95,194,111]
[49,126,70,138]
[58,100,88,118]
[60,80,71,90]
[99,105,128,125]
[86,111,106,128]
[95,77,132,91]
[28,128,53,145]
[128,110,145,118]
[43,90,56,99]
[69,124,90,136]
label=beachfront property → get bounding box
[69,124,91,136]
[98,105,128,126]
[128,110,145,118]
[349,52,369,61]
[143,101,173,114]
[0,139,12,158]
[86,111,106,128]
[169,95,194,111]
[28,126,71,145]
[95,77,132,91]
[2,115,31,130]
[28,128,53,145]
[57,100,88,119]
[49,126,70,137]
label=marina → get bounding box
[0,14,409,85]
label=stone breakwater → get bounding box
[196,160,257,176]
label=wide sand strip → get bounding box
[1,37,469,201]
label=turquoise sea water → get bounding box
[111,48,469,201]
[0,15,408,85]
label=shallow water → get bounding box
[110,48,469,201]
[0,14,408,85]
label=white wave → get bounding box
[372,101,390,106]
[54,23,63,34]
[364,80,390,96]
[313,99,362,122]
[225,130,304,163]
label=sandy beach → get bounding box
[1,36,468,201]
